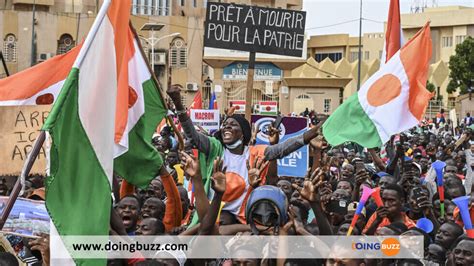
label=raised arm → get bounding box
[292,168,333,235]
[180,151,210,221]
[264,122,322,161]
[368,148,386,172]
[199,160,226,235]
[167,85,211,155]
[265,125,280,185]
[160,166,183,232]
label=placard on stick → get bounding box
[0,106,50,175]
[204,2,306,120]
[204,2,306,57]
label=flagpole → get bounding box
[0,131,46,230]
[129,22,184,151]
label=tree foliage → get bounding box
[447,36,474,94]
[426,81,436,93]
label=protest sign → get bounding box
[252,115,308,177]
[190,109,220,132]
[0,106,49,175]
[0,196,50,237]
[204,2,306,57]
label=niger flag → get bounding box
[41,0,167,264]
[381,0,404,64]
[0,46,80,105]
[323,22,433,148]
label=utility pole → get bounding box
[31,0,37,66]
[357,0,363,91]
[76,13,81,44]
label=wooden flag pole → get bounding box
[245,51,256,121]
[0,131,46,230]
[130,22,184,151]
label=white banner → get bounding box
[51,235,424,260]
[190,109,220,132]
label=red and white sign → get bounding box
[190,109,220,132]
[229,100,246,113]
[259,101,278,115]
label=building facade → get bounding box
[1,0,308,112]
[3,2,471,116]
[306,5,474,117]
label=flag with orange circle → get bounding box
[323,22,434,148]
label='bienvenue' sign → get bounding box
[204,2,306,57]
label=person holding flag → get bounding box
[0,0,174,264]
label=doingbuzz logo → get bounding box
[352,238,401,257]
[255,117,286,143]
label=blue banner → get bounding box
[223,62,282,80]
[251,115,308,177]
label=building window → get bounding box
[315,52,342,63]
[57,34,75,55]
[442,36,453,48]
[132,0,139,14]
[3,34,17,62]
[132,0,169,16]
[379,50,382,59]
[181,0,185,6]
[455,35,466,45]
[324,99,331,113]
[349,52,359,62]
[193,0,197,7]
[364,51,370,60]
[296,94,311,99]
[170,37,187,68]
[142,0,149,15]
[203,0,207,7]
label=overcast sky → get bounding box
[303,0,474,36]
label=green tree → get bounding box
[447,36,474,94]
[426,81,436,93]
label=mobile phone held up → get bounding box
[272,115,283,130]
[327,199,348,215]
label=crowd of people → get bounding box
[1,85,473,266]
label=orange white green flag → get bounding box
[40,0,167,264]
[381,0,404,65]
[322,23,433,148]
[0,46,80,105]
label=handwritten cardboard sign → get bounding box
[204,2,306,57]
[0,106,50,175]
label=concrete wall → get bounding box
[289,87,340,114]
[459,96,474,118]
